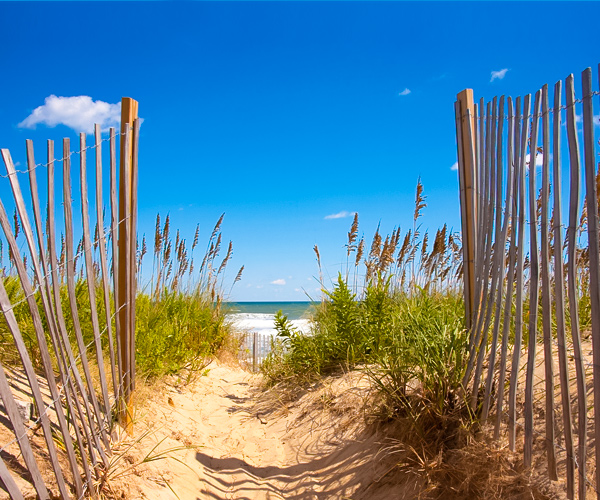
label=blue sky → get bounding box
[0,1,598,301]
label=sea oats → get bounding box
[347,212,359,256]
[355,238,364,267]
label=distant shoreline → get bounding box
[225,301,317,320]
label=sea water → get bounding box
[226,301,315,336]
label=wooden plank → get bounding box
[0,362,49,499]
[454,100,471,331]
[494,97,517,438]
[540,84,558,479]
[581,66,600,500]
[457,89,477,329]
[508,94,531,451]
[0,453,24,500]
[129,118,140,393]
[118,124,133,430]
[551,79,575,498]
[109,127,123,403]
[565,72,587,500]
[79,132,112,423]
[62,138,111,454]
[118,100,138,415]
[524,90,542,469]
[95,124,119,403]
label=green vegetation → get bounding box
[0,213,242,382]
[262,180,472,462]
[135,213,242,379]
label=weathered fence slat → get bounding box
[95,124,119,405]
[0,452,25,500]
[110,127,124,404]
[524,90,541,469]
[551,79,575,498]
[581,66,600,500]
[0,363,49,499]
[129,118,141,394]
[540,84,558,480]
[507,94,530,451]
[565,72,587,500]
[494,96,517,439]
[119,123,133,429]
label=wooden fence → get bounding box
[240,331,273,372]
[456,66,600,499]
[0,98,139,498]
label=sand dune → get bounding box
[110,361,405,500]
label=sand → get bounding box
[108,361,405,500]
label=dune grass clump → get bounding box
[262,180,467,387]
[0,212,243,383]
[135,213,243,380]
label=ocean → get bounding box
[226,301,316,336]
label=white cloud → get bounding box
[490,68,509,83]
[18,95,122,134]
[398,88,411,96]
[294,288,301,292]
[271,279,286,286]
[451,162,458,171]
[324,211,355,220]
[256,285,263,289]
[525,152,545,170]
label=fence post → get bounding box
[455,89,477,330]
[118,97,138,432]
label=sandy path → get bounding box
[111,362,399,500]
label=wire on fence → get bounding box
[0,130,125,179]
[0,214,131,315]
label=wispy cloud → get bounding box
[18,95,122,134]
[398,88,411,96]
[271,279,286,286]
[572,113,600,126]
[324,211,355,220]
[451,162,458,171]
[490,68,509,83]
